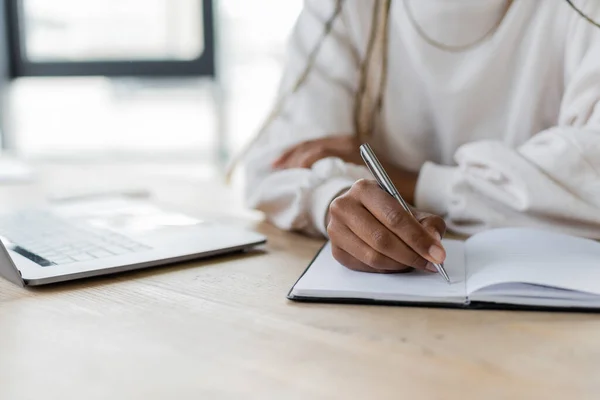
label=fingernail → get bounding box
[426,263,438,273]
[428,245,445,264]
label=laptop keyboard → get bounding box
[0,211,151,267]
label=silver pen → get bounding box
[359,143,451,283]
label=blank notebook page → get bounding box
[466,228,600,295]
[292,240,467,303]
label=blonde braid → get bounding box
[226,0,391,180]
[354,0,392,143]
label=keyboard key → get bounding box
[128,245,150,252]
[64,250,85,257]
[103,246,130,255]
[53,246,73,253]
[87,249,113,259]
[38,252,59,259]
[50,257,75,265]
[71,254,95,262]
[30,246,52,254]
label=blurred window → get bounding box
[7,0,214,77]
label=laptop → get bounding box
[0,197,266,286]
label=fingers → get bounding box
[330,195,432,271]
[327,178,447,275]
[294,148,333,169]
[275,148,334,169]
[272,142,316,169]
[417,211,446,242]
[328,220,412,273]
[352,179,447,265]
[272,136,355,170]
[272,148,295,168]
[331,245,389,274]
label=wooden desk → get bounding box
[0,161,598,400]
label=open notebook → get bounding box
[288,228,600,310]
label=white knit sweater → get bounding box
[244,0,600,239]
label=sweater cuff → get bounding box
[415,162,459,216]
[310,177,356,237]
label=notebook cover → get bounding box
[287,243,600,313]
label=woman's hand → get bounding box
[272,135,362,169]
[327,179,446,274]
[272,135,420,202]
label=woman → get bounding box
[242,0,600,274]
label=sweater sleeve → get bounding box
[243,0,371,237]
[415,3,600,238]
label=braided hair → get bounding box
[227,0,599,179]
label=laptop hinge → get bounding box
[0,239,25,287]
